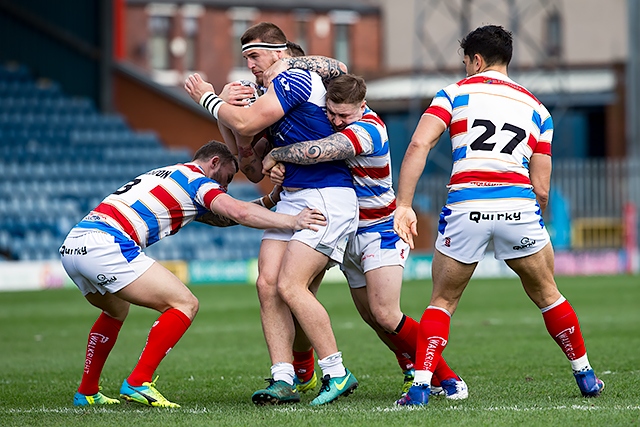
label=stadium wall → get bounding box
[0,250,634,292]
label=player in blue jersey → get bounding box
[185,22,359,405]
[393,25,603,406]
[61,140,327,408]
[262,74,468,400]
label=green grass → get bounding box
[1,275,639,426]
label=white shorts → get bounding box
[435,204,550,264]
[59,226,154,296]
[341,230,410,289]
[262,187,358,263]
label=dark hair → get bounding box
[326,74,366,105]
[193,140,238,172]
[460,25,513,67]
[286,41,305,57]
[241,22,287,45]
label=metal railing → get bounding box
[413,158,640,250]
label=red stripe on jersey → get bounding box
[449,170,531,186]
[183,164,205,175]
[94,202,141,244]
[424,105,451,125]
[460,75,540,104]
[534,141,552,156]
[527,134,538,152]
[450,119,467,138]
[341,128,363,155]
[203,188,225,210]
[150,185,183,235]
[351,164,390,180]
[362,112,385,127]
[360,200,396,220]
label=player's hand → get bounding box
[219,81,257,106]
[294,207,326,231]
[263,59,290,87]
[184,73,215,104]
[394,206,418,249]
[269,163,285,186]
[262,152,277,175]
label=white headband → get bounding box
[241,42,288,53]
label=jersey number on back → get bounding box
[469,119,526,155]
[113,178,142,195]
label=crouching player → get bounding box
[61,141,326,408]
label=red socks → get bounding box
[542,297,586,361]
[415,307,451,373]
[78,312,123,395]
[385,314,419,371]
[293,349,315,383]
[127,308,192,386]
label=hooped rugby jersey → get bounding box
[270,69,353,189]
[338,106,396,233]
[76,163,226,248]
[425,70,553,210]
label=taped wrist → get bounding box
[200,91,225,119]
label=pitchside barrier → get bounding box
[0,249,635,292]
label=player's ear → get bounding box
[209,155,220,171]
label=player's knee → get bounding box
[175,293,199,320]
[256,275,278,300]
[370,308,401,332]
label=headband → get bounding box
[241,42,288,53]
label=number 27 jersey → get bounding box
[425,70,553,210]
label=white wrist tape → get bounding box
[200,91,226,119]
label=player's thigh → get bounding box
[258,239,288,283]
[364,265,405,329]
[504,242,560,307]
[116,262,198,319]
[278,240,330,292]
[84,292,131,321]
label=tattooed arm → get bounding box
[263,56,348,87]
[262,132,357,173]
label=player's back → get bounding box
[427,70,553,210]
[84,164,225,248]
[270,69,353,190]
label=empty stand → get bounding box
[0,62,262,262]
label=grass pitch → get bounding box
[0,274,638,426]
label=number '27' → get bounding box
[469,119,526,155]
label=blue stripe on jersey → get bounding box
[131,200,160,245]
[446,186,537,205]
[434,89,452,105]
[356,184,391,198]
[75,221,142,262]
[356,122,384,153]
[522,157,529,169]
[452,146,467,162]
[438,207,452,235]
[532,110,554,134]
[357,217,394,234]
[452,94,469,109]
[171,169,219,210]
[532,110,541,129]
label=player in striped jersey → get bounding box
[262,74,468,400]
[60,141,327,408]
[393,25,603,406]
